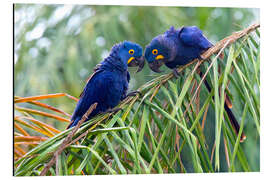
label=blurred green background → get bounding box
[14,4,259,172]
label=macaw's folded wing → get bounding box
[179,26,213,49]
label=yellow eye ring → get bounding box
[152,49,158,55]
[129,49,134,55]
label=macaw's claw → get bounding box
[172,68,180,78]
[198,55,206,61]
[126,91,141,97]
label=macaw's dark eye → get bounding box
[152,49,158,55]
[129,49,134,55]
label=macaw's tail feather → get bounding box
[224,102,247,142]
[224,91,233,109]
[199,72,246,142]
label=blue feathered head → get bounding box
[118,41,144,72]
[144,27,177,72]
[104,41,144,72]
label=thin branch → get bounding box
[201,23,260,60]
[223,137,231,169]
[40,103,98,176]
[201,103,210,131]
[210,143,216,163]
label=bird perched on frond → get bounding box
[67,41,144,129]
[143,26,246,142]
[144,26,213,74]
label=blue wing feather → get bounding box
[68,70,125,128]
[179,26,212,49]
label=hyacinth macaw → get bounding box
[143,26,213,74]
[143,26,246,142]
[67,41,144,129]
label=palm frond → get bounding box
[14,23,260,175]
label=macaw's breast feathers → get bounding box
[179,26,213,50]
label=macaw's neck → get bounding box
[157,37,178,63]
[103,56,127,72]
[153,28,180,64]
[101,44,128,72]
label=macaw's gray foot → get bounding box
[198,55,211,64]
[172,68,181,78]
[105,107,123,114]
[126,90,141,97]
[198,55,205,61]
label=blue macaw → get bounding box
[67,41,144,129]
[143,26,212,73]
[143,26,246,142]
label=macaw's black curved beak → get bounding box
[136,56,145,73]
[148,60,164,73]
[128,56,145,73]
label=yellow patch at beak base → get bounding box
[155,55,164,60]
[127,57,135,64]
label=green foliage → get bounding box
[14,4,260,175]
[14,5,258,128]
